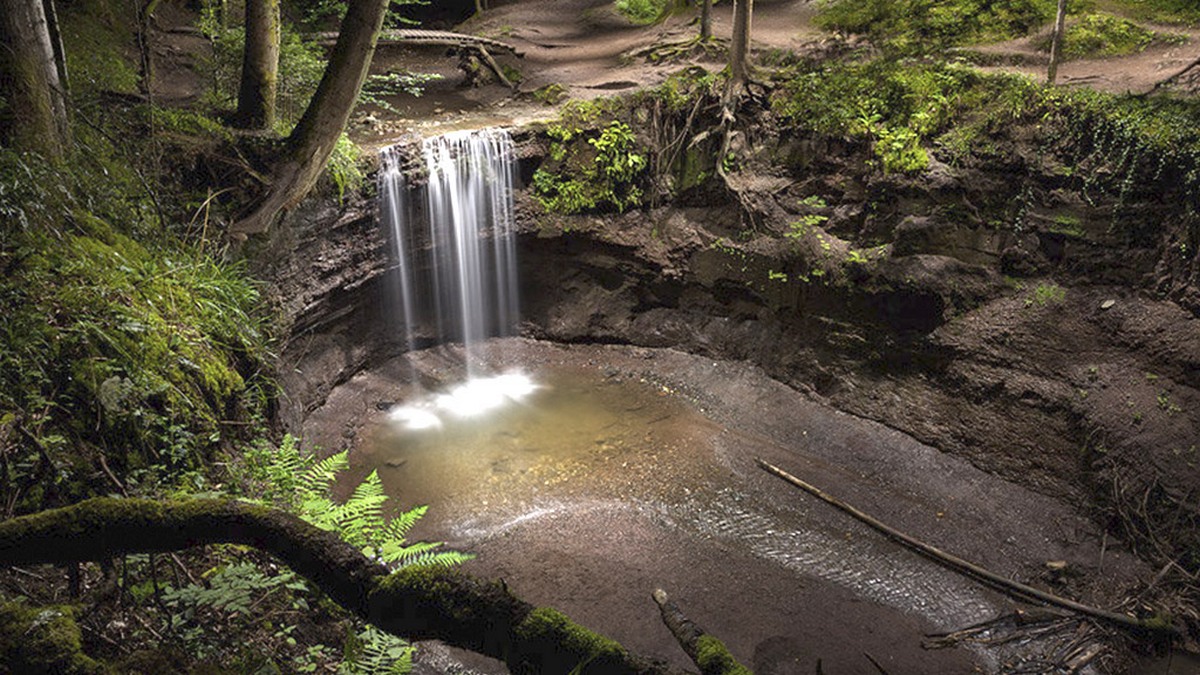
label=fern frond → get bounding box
[394,549,476,569]
[380,504,428,542]
[299,451,349,501]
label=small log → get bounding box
[652,589,752,675]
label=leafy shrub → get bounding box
[614,0,671,24]
[326,134,365,204]
[0,192,274,504]
[534,118,648,214]
[815,0,1055,52]
[1112,0,1200,25]
[1043,13,1160,58]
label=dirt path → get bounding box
[350,0,1200,147]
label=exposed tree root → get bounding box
[0,497,752,674]
[624,36,727,64]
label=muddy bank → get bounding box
[302,338,1150,674]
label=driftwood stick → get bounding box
[756,459,1179,639]
[652,589,751,675]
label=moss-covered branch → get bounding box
[0,498,741,674]
[653,589,751,675]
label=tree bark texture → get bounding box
[235,0,281,129]
[699,0,712,41]
[728,0,752,89]
[0,0,69,156]
[0,498,752,674]
[231,0,388,236]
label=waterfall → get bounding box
[379,128,520,377]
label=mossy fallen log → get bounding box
[0,497,752,674]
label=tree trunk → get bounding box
[728,0,752,90]
[699,0,712,40]
[1047,0,1068,85]
[0,497,753,675]
[231,0,388,236]
[235,0,281,129]
[0,0,69,156]
[42,0,69,97]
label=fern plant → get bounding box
[244,434,473,568]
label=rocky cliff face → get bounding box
[262,117,1199,569]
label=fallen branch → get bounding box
[0,498,693,674]
[756,459,1180,640]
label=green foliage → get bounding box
[875,126,929,173]
[774,56,1200,220]
[535,118,648,214]
[534,83,569,105]
[244,436,474,569]
[58,0,140,96]
[198,2,326,125]
[297,0,426,28]
[1111,0,1200,25]
[326,134,366,204]
[614,0,671,24]
[1025,282,1067,307]
[0,202,274,504]
[1040,13,1164,58]
[815,0,1054,52]
[359,71,445,114]
[775,60,971,173]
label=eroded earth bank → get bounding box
[257,87,1200,673]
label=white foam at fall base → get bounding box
[387,372,539,431]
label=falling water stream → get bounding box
[379,128,520,377]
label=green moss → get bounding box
[511,607,626,673]
[1,206,274,500]
[0,601,104,674]
[59,0,140,95]
[695,635,752,675]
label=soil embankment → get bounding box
[259,1,1200,671]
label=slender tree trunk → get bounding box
[231,0,388,236]
[728,0,752,89]
[699,0,712,40]
[42,0,68,97]
[1047,0,1067,85]
[0,0,69,156]
[137,0,163,97]
[235,0,281,129]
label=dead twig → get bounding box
[757,459,1181,640]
